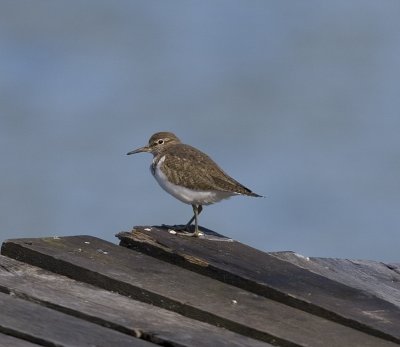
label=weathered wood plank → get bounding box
[116,226,400,343]
[0,333,41,347]
[270,252,400,308]
[0,255,271,347]
[0,292,154,347]
[1,236,398,347]
[388,263,400,274]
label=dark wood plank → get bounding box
[115,226,400,343]
[0,333,41,347]
[388,263,400,274]
[0,292,154,347]
[0,255,271,347]
[1,236,398,347]
[270,252,400,308]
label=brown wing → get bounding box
[161,144,260,196]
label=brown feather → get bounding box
[156,144,260,196]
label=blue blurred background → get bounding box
[1,1,399,262]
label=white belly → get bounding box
[151,156,235,205]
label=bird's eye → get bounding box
[157,139,164,145]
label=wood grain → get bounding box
[2,235,397,347]
[0,255,270,347]
[116,226,400,343]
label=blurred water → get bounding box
[1,1,399,261]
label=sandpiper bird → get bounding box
[127,132,261,237]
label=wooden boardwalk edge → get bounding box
[0,238,302,347]
[2,236,398,347]
[117,226,400,344]
[0,255,269,347]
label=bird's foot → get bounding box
[161,224,204,237]
[180,229,203,237]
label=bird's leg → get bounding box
[193,204,201,237]
[184,205,203,230]
[174,205,202,236]
[184,204,202,237]
[163,205,203,236]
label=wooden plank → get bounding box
[388,263,400,273]
[116,226,400,343]
[0,333,41,347]
[269,252,400,308]
[0,255,271,347]
[0,292,154,347]
[1,236,398,347]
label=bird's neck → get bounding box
[151,148,171,175]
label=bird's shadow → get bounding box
[154,224,234,242]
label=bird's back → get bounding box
[158,143,260,197]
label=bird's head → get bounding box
[127,132,181,157]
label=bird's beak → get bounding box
[126,146,150,155]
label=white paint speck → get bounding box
[96,249,108,255]
[294,253,310,261]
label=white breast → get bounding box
[151,155,235,205]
